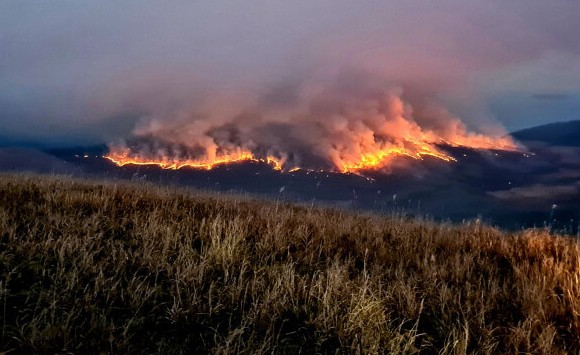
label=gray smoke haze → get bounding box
[1,1,580,146]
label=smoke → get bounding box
[1,1,579,146]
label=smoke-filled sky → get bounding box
[1,1,580,147]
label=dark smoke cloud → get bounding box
[1,1,580,145]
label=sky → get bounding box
[1,1,580,147]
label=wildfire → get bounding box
[104,147,284,171]
[103,90,519,174]
[104,133,517,174]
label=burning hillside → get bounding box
[105,84,517,174]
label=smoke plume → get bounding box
[2,1,579,148]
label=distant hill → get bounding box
[512,120,580,147]
[0,147,80,174]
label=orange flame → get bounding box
[325,130,518,173]
[104,147,284,171]
[336,139,457,173]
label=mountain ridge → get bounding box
[512,120,580,147]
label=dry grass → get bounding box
[0,174,579,354]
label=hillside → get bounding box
[512,120,580,147]
[1,174,579,354]
[0,147,80,174]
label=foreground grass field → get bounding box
[0,174,579,354]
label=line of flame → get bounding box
[104,149,284,171]
[337,141,456,173]
[104,135,518,174]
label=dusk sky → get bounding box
[1,1,580,146]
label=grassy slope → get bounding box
[0,174,579,354]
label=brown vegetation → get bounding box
[1,174,579,354]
